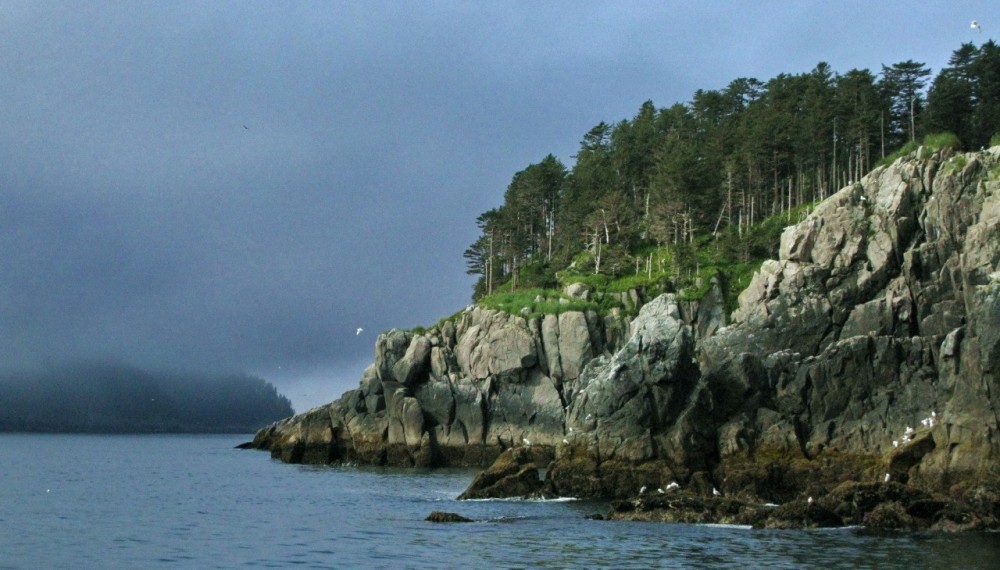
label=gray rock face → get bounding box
[252,147,1000,513]
[703,147,1000,492]
[252,294,636,467]
[564,295,702,468]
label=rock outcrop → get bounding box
[457,446,546,500]
[250,146,1000,529]
[249,293,639,467]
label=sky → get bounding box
[0,1,993,413]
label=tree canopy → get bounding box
[465,42,1000,300]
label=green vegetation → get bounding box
[922,131,962,150]
[876,140,919,167]
[876,131,962,168]
[465,201,817,321]
[459,41,1000,321]
[477,289,620,320]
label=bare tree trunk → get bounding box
[712,202,727,238]
[727,166,733,229]
[880,111,885,160]
[487,232,494,295]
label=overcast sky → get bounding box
[0,1,992,413]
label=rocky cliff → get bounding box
[250,146,1000,520]
[248,292,651,466]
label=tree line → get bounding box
[465,42,1000,299]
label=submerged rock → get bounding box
[609,491,771,527]
[425,511,473,523]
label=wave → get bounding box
[461,496,579,503]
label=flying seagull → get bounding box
[356,327,364,335]
[971,20,981,33]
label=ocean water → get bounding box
[1,434,998,569]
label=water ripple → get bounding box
[2,434,999,568]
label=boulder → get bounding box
[457,446,545,500]
[391,335,432,385]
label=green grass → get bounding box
[923,132,961,151]
[988,163,1000,181]
[475,288,622,320]
[478,196,828,323]
[876,140,919,168]
[876,133,962,168]
[990,133,1000,147]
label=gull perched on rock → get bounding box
[522,438,531,446]
[666,481,680,490]
[639,486,647,495]
[712,487,721,497]
[885,473,891,483]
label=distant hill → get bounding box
[0,362,294,433]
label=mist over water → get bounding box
[4,434,999,568]
[0,361,293,432]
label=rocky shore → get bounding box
[249,146,1000,531]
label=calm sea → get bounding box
[1,434,998,569]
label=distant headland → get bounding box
[0,361,294,433]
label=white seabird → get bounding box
[807,496,814,505]
[522,438,531,446]
[356,327,364,335]
[657,488,665,494]
[712,487,721,497]
[972,20,981,33]
[885,473,891,483]
[640,486,647,495]
[666,481,680,490]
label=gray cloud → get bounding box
[0,1,991,411]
